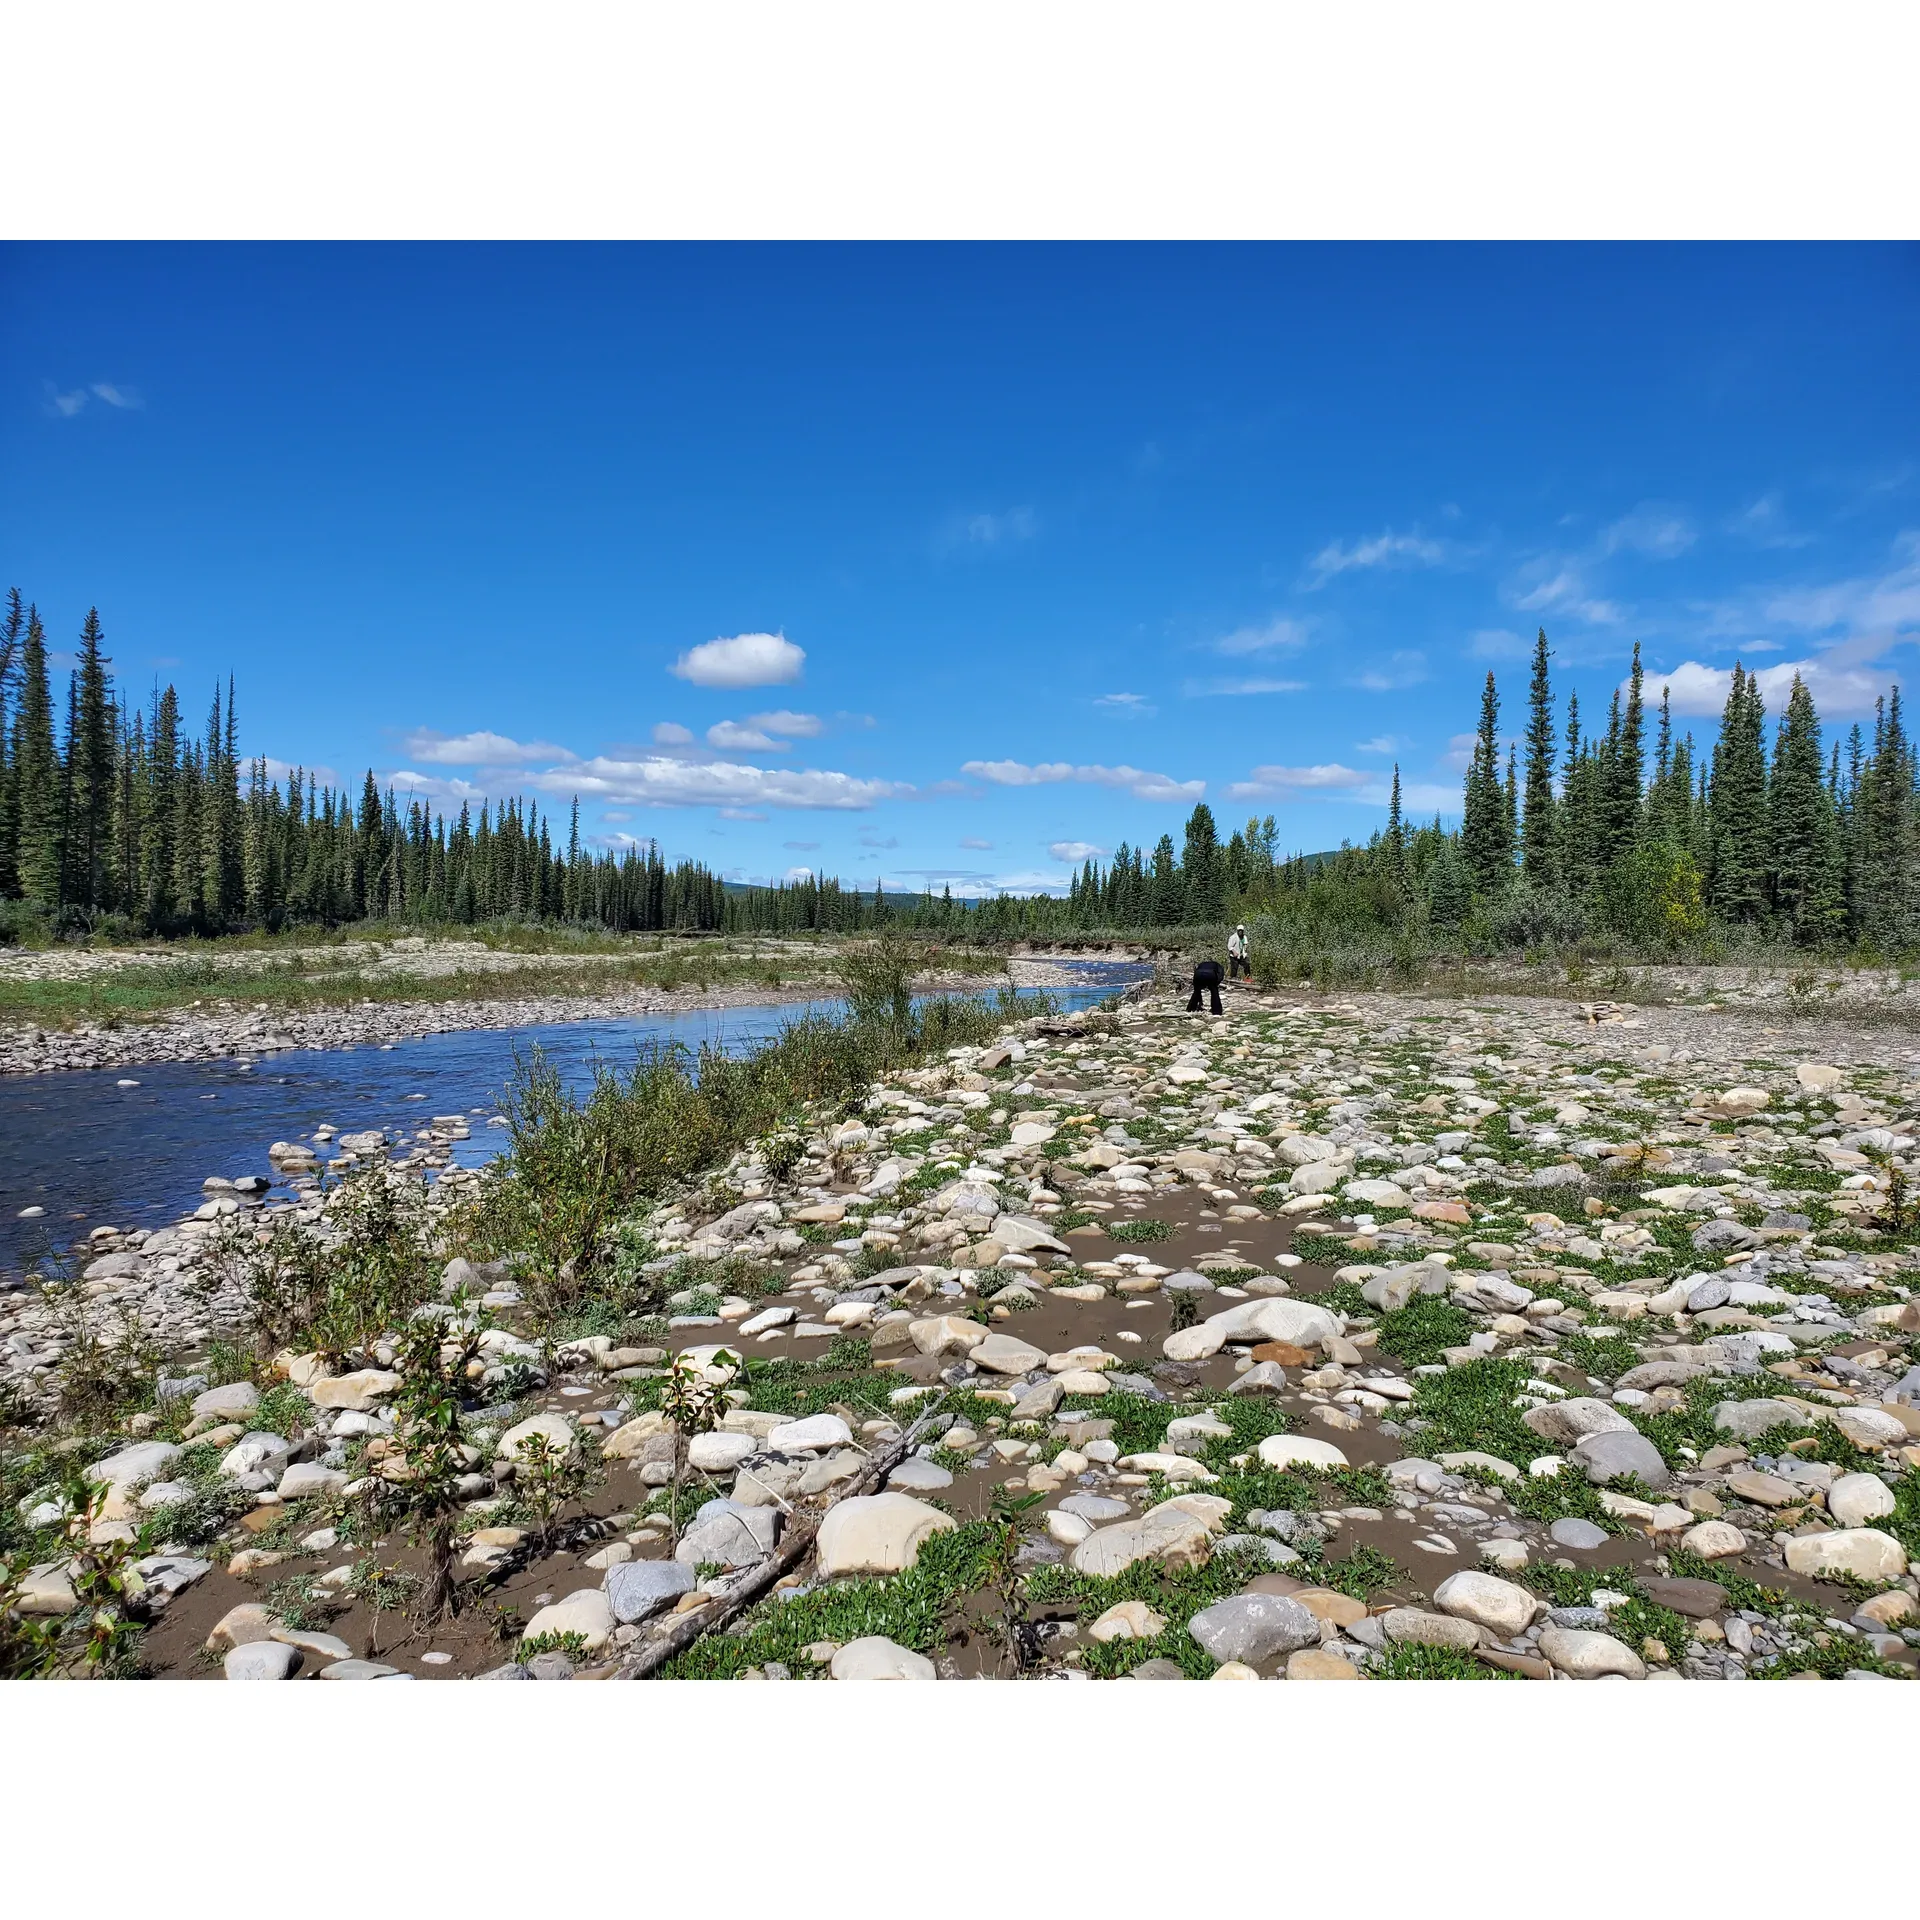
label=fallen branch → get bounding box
[621,1393,950,1680]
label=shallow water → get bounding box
[0,962,1147,1274]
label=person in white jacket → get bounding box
[1226,923,1250,981]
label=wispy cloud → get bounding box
[1727,491,1813,550]
[1354,735,1406,755]
[960,759,1204,803]
[782,839,820,851]
[1601,504,1696,558]
[959,836,994,850]
[747,709,822,738]
[1305,527,1448,587]
[382,770,497,806]
[262,756,341,790]
[1351,649,1429,691]
[1182,676,1307,698]
[1048,840,1108,863]
[43,380,143,417]
[1095,691,1155,717]
[403,728,572,766]
[1228,764,1371,800]
[671,630,804,688]
[1213,616,1309,657]
[1509,558,1626,626]
[1468,628,1530,661]
[859,832,900,850]
[706,720,784,751]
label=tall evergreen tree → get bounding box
[1520,627,1557,886]
[1708,664,1769,923]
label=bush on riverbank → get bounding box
[462,987,1030,1311]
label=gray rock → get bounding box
[525,1651,576,1680]
[674,1501,779,1568]
[1059,1494,1130,1523]
[1692,1219,1759,1253]
[1227,1362,1289,1395]
[1187,1592,1320,1665]
[1121,1657,1190,1679]
[1571,1427,1671,1490]
[1548,1516,1609,1551]
[225,1641,302,1681]
[318,1659,411,1680]
[1214,1533,1301,1567]
[1546,1605,1612,1631]
[1684,1278,1732,1311]
[1712,1397,1804,1440]
[887,1457,955,1492]
[604,1559,696,1623]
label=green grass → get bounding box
[1105,1217,1173,1243]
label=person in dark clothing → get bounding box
[1187,958,1225,1014]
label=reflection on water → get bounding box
[0,963,1147,1274]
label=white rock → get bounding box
[1256,1435,1349,1470]
[767,1413,855,1454]
[86,1440,182,1491]
[830,1636,937,1680]
[1162,1322,1227,1362]
[816,1493,957,1577]
[687,1431,757,1472]
[277,1462,349,1500]
[1681,1520,1746,1559]
[1204,1297,1343,1350]
[1433,1570,1539,1638]
[1538,1626,1646,1679]
[1783,1528,1907,1583]
[498,1411,574,1459]
[225,1641,303,1681]
[522,1587,614,1653]
[1827,1473,1897,1528]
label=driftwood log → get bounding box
[621,1395,948,1679]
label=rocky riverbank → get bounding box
[7,975,1918,1680]
[0,966,1011,1076]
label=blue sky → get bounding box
[3,243,1916,894]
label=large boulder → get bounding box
[522,1588,614,1653]
[909,1316,988,1358]
[816,1493,956,1577]
[604,1560,695,1623]
[1162,1322,1227,1362]
[1571,1428,1672,1490]
[86,1441,182,1492]
[1069,1497,1224,1578]
[968,1332,1047,1376]
[1826,1473,1897,1528]
[674,1500,780,1569]
[1187,1592,1319,1666]
[190,1381,260,1423]
[987,1215,1069,1255]
[1433,1570,1540,1639]
[1204,1298,1343,1351]
[766,1414,854,1455]
[1783,1529,1907,1583]
[1256,1434,1349,1471]
[309,1369,402,1412]
[1521,1397,1634,1445]
[1538,1626,1646,1679]
[1711,1398,1803,1441]
[830,1636,937,1680]
[498,1412,575,1459]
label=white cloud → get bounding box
[1355,735,1406,755]
[959,836,994,850]
[651,721,695,746]
[960,759,1204,802]
[1510,559,1625,626]
[784,865,816,882]
[524,753,904,812]
[43,380,142,416]
[706,720,783,751]
[1049,840,1109,863]
[380,769,496,805]
[1468,628,1530,661]
[261,756,341,790]
[1758,531,1920,637]
[1227,764,1371,800]
[1601,505,1696,559]
[1441,732,1478,773]
[1352,650,1428,691]
[747,709,822,737]
[1095,691,1154,716]
[988,868,1072,894]
[1643,653,1912,720]
[717,807,767,821]
[1306,528,1447,586]
[671,630,805,688]
[1214,616,1309,656]
[403,728,572,766]
[1728,491,1813,550]
[1184,677,1308,698]
[949,506,1037,548]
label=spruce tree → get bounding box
[1708,665,1769,923]
[1181,803,1223,923]
[1460,671,1510,896]
[11,607,62,910]
[70,609,117,911]
[1520,628,1557,886]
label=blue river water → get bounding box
[0,962,1148,1276]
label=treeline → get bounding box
[1062,630,1918,952]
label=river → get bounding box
[0,961,1148,1275]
